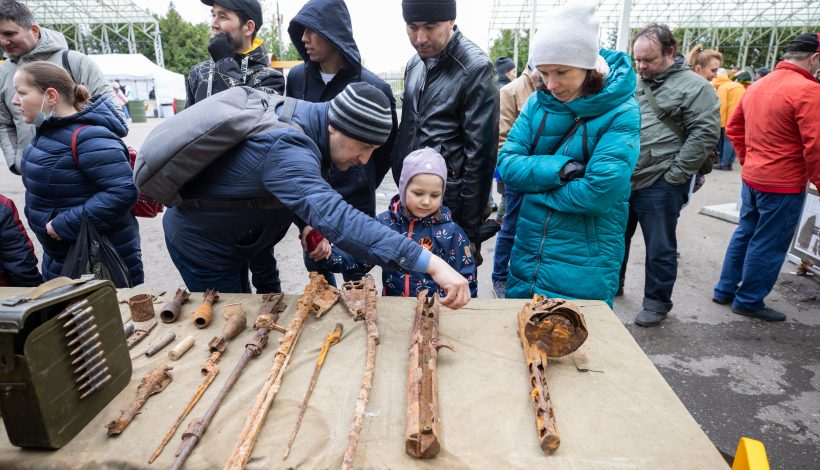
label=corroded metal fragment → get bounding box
[106,365,173,436]
[517,295,588,455]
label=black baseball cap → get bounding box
[785,33,820,53]
[201,0,263,31]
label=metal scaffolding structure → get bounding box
[27,0,164,68]
[489,0,820,69]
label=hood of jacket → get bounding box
[386,194,454,227]
[39,95,128,137]
[12,27,67,64]
[288,0,361,75]
[497,72,512,88]
[536,48,636,118]
[712,75,731,89]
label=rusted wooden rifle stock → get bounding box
[405,291,454,459]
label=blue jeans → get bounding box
[620,176,690,313]
[167,242,251,293]
[492,188,522,283]
[714,183,804,312]
[720,128,737,167]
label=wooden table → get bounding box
[0,288,727,469]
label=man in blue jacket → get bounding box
[286,0,398,286]
[162,83,471,309]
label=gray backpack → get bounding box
[133,87,302,207]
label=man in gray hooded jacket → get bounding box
[0,1,119,174]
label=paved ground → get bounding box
[3,118,818,468]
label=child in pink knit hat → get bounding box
[315,147,476,298]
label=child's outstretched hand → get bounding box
[426,256,471,309]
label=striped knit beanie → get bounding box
[328,83,393,145]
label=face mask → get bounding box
[32,92,53,127]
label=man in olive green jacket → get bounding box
[621,24,720,327]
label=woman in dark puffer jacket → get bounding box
[13,62,142,285]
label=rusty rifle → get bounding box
[225,273,339,470]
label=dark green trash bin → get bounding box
[127,100,146,123]
[174,99,186,114]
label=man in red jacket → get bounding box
[713,33,820,322]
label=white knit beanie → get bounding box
[531,0,599,69]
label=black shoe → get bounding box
[731,306,786,322]
[712,296,733,305]
[634,309,667,327]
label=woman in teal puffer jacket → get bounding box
[497,1,640,307]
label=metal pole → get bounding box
[513,27,520,72]
[530,0,537,40]
[616,0,632,52]
[277,1,284,60]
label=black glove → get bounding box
[693,174,706,193]
[559,161,586,181]
[208,32,235,62]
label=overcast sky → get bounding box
[132,0,496,73]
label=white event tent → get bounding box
[88,53,187,117]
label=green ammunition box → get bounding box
[0,277,132,448]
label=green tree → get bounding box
[257,16,301,61]
[489,29,530,75]
[158,2,211,75]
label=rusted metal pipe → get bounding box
[145,332,176,357]
[160,288,191,323]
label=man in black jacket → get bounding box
[186,0,285,293]
[394,0,499,263]
[186,0,284,106]
[286,0,398,286]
